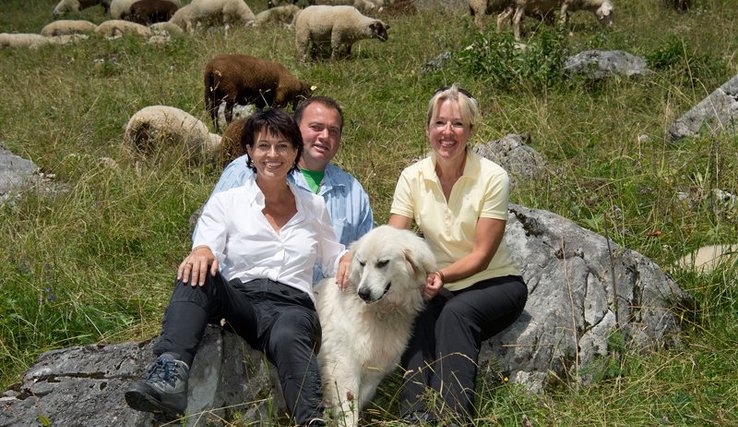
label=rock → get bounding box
[2,205,694,423]
[563,49,648,80]
[473,133,547,187]
[0,145,54,205]
[481,204,693,390]
[666,74,738,143]
[0,328,284,427]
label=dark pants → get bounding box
[152,273,324,426]
[400,275,527,421]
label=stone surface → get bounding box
[2,205,693,424]
[0,145,41,204]
[473,133,547,187]
[666,74,738,143]
[564,49,648,80]
[481,204,693,390]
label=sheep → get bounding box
[219,117,247,166]
[468,0,515,30]
[294,5,390,62]
[0,33,88,48]
[149,21,185,36]
[40,20,98,37]
[124,105,221,162]
[169,0,255,33]
[52,0,111,17]
[216,102,256,136]
[110,0,181,19]
[313,0,380,15]
[95,19,153,37]
[203,54,312,131]
[121,0,179,25]
[254,4,301,27]
[509,0,614,40]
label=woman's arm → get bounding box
[437,217,506,284]
[388,213,412,230]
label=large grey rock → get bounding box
[564,50,648,80]
[482,204,693,391]
[473,133,547,187]
[0,328,283,427]
[2,206,693,424]
[666,74,738,143]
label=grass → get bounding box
[1,0,737,425]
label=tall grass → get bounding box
[1,0,737,424]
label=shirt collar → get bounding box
[422,148,480,181]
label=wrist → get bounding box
[435,270,445,284]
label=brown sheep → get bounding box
[203,54,312,132]
[122,0,179,25]
[219,117,247,166]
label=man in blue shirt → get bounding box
[207,96,374,281]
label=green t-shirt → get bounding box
[300,168,325,194]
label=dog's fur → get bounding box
[315,225,436,427]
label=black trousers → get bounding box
[400,275,528,420]
[152,273,324,426]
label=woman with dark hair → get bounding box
[125,108,345,427]
[390,84,528,424]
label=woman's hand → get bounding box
[423,271,444,300]
[177,245,218,286]
[335,252,352,290]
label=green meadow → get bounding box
[1,0,737,424]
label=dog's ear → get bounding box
[404,248,436,277]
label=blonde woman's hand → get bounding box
[423,271,444,300]
[177,245,218,286]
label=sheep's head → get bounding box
[369,20,390,42]
[291,82,314,109]
[53,0,79,17]
[596,2,614,27]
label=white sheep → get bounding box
[52,0,110,17]
[677,244,738,274]
[0,33,88,48]
[149,21,185,36]
[124,105,221,162]
[294,5,390,62]
[95,19,153,37]
[254,4,300,27]
[40,20,98,37]
[509,0,614,40]
[109,0,181,19]
[313,0,380,14]
[169,0,256,33]
[467,0,515,30]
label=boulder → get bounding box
[473,133,547,187]
[0,145,56,205]
[482,204,693,391]
[666,74,738,143]
[563,49,648,80]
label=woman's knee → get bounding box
[271,308,321,350]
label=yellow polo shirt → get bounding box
[390,150,521,291]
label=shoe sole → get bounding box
[125,389,182,418]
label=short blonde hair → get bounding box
[426,83,480,130]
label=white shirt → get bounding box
[192,176,346,302]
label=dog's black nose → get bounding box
[358,288,371,302]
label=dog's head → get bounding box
[347,225,436,308]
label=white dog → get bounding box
[315,225,437,427]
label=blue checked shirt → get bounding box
[201,155,374,283]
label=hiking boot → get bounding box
[125,352,189,417]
